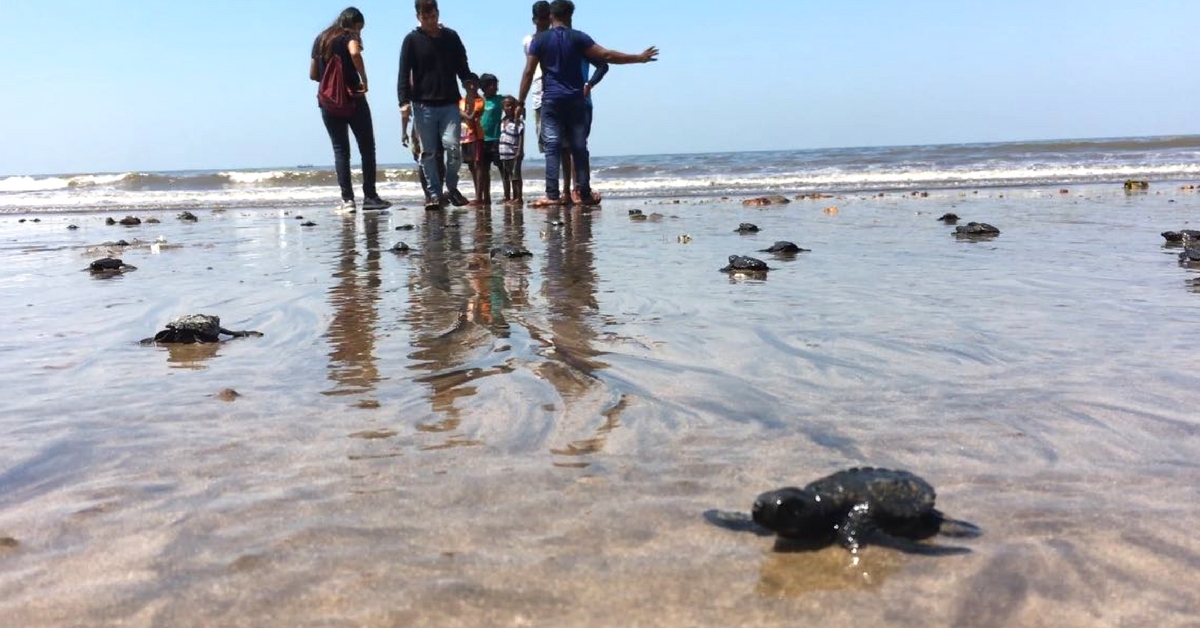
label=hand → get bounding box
[401,130,409,147]
[515,104,525,120]
[640,46,660,63]
[583,84,592,98]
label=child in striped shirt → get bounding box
[498,95,525,206]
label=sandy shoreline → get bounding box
[1,185,1200,626]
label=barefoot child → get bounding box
[459,74,486,206]
[479,74,505,206]
[498,96,525,205]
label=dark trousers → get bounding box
[321,99,378,201]
[542,97,591,200]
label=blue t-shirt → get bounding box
[528,26,595,104]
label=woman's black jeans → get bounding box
[321,99,378,201]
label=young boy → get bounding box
[498,95,525,205]
[459,74,486,206]
[479,73,505,207]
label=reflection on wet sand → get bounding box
[534,207,626,466]
[398,205,626,458]
[324,213,383,400]
[405,208,531,447]
[756,546,902,597]
[549,393,627,468]
[163,342,221,369]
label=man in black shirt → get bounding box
[398,0,474,210]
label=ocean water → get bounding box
[1,138,1200,626]
[3,134,1200,212]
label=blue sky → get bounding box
[3,0,1199,175]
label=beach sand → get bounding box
[1,186,1199,626]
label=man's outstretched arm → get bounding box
[583,44,659,65]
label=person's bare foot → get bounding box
[530,197,563,208]
[578,190,603,206]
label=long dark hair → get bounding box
[317,7,364,58]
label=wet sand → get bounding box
[1,186,1200,626]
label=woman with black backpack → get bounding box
[310,7,392,213]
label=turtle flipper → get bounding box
[835,503,873,553]
[838,504,973,556]
[936,514,983,539]
[218,327,263,339]
[703,509,774,537]
[864,530,973,556]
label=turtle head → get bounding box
[752,487,825,538]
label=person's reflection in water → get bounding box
[537,206,617,465]
[408,205,520,437]
[465,207,505,333]
[540,205,605,389]
[500,203,531,309]
[324,212,383,401]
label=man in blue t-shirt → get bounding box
[517,0,658,207]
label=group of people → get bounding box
[311,0,658,213]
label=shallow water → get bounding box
[2,186,1200,626]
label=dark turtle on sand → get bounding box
[140,314,263,344]
[87,257,137,275]
[704,467,981,555]
[1179,245,1200,266]
[735,222,760,233]
[719,255,770,273]
[1124,180,1149,191]
[953,222,1000,238]
[390,242,411,254]
[491,244,532,258]
[937,213,960,224]
[759,241,809,254]
[1161,230,1200,244]
[178,211,199,222]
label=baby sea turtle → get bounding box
[953,222,1000,238]
[140,314,263,344]
[390,242,411,254]
[704,467,981,555]
[937,213,960,223]
[87,257,137,276]
[178,211,198,222]
[719,255,770,273]
[491,244,532,258]
[1162,230,1200,244]
[735,223,760,233]
[758,241,809,254]
[1179,245,1200,266]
